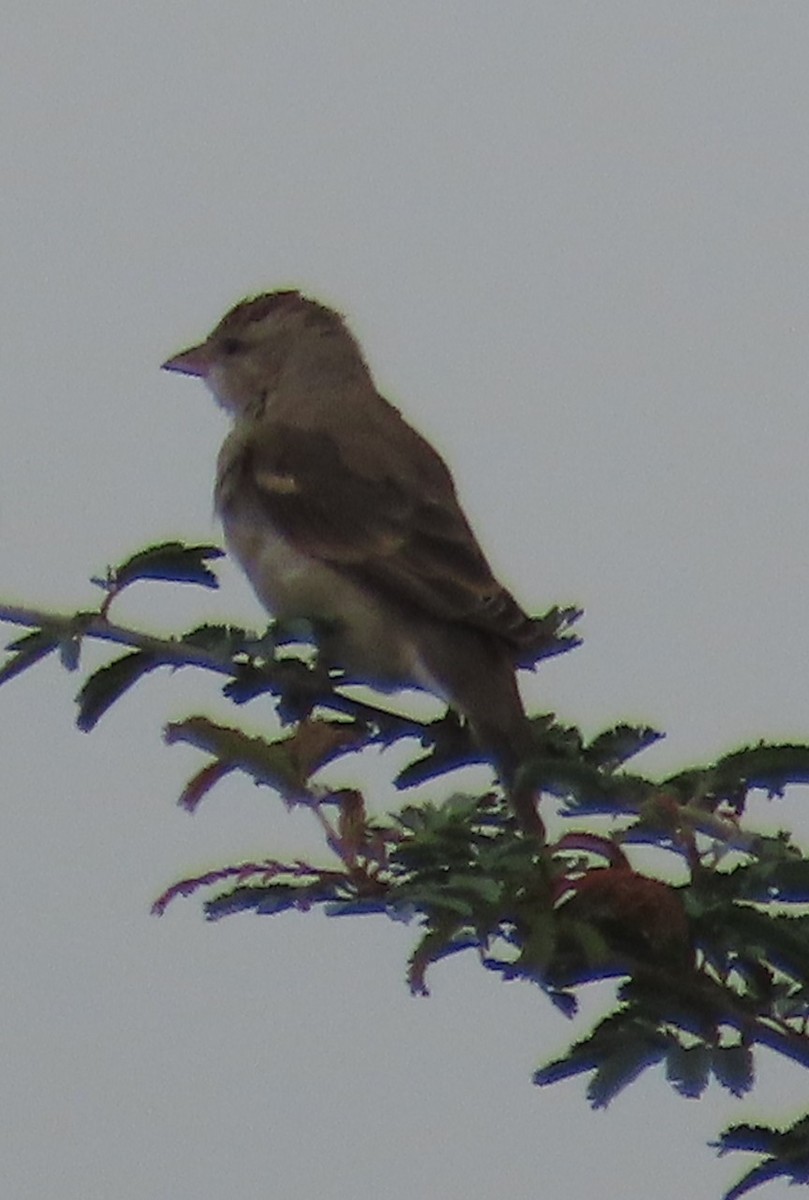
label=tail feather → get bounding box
[421,625,544,837]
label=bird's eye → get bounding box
[220,336,243,356]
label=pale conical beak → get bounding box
[161,342,212,378]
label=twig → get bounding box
[0,601,431,736]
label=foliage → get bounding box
[3,540,809,1198]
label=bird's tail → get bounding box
[423,627,543,836]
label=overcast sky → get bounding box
[3,5,809,1198]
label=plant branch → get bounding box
[0,601,432,736]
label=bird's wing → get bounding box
[218,418,535,646]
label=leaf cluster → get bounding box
[3,540,809,1199]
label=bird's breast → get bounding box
[221,504,340,618]
[220,503,438,693]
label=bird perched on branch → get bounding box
[163,290,574,833]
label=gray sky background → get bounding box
[3,5,809,1198]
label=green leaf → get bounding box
[394,721,480,788]
[533,1051,597,1088]
[324,899,390,916]
[521,753,651,817]
[396,886,475,918]
[443,872,503,906]
[534,1007,668,1107]
[715,1116,809,1200]
[164,716,300,796]
[224,654,327,714]
[393,869,502,923]
[105,541,224,592]
[716,1124,785,1155]
[711,1044,754,1097]
[180,623,257,654]
[516,914,557,972]
[205,880,342,920]
[724,1160,798,1200]
[5,627,55,653]
[513,604,583,668]
[76,651,159,730]
[715,1114,809,1199]
[729,859,809,904]
[585,723,663,770]
[0,628,60,686]
[667,742,809,813]
[725,908,809,983]
[666,1041,710,1098]
[533,1012,626,1088]
[560,916,614,970]
[587,1032,667,1108]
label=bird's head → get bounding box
[162,290,361,416]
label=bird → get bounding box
[162,290,561,833]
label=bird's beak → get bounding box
[161,341,212,378]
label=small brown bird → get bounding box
[163,291,554,830]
